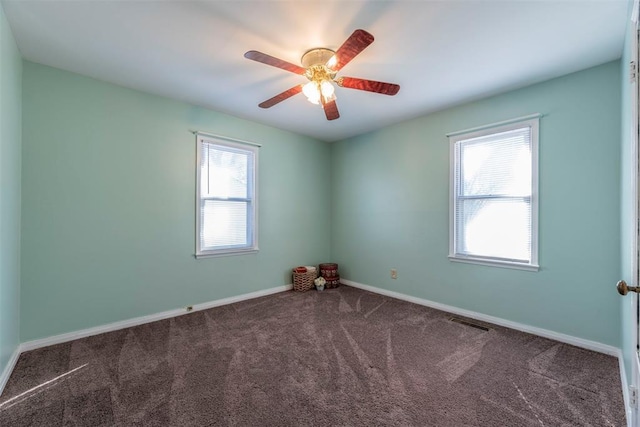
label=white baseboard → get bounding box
[0,346,21,397]
[20,284,293,353]
[342,279,619,356]
[617,349,634,427]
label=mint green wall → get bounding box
[620,0,635,387]
[21,62,330,341]
[0,4,22,376]
[331,61,621,346]
[16,42,626,350]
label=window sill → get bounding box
[448,255,539,272]
[196,248,259,259]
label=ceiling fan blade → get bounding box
[337,77,400,96]
[244,50,306,75]
[323,99,340,121]
[331,29,375,71]
[258,85,303,108]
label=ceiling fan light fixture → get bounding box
[303,81,321,104]
[299,48,342,105]
[303,79,336,105]
[320,80,335,97]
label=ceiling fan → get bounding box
[244,29,400,121]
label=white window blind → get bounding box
[449,118,539,270]
[196,135,258,258]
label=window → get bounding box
[449,117,539,271]
[196,134,258,258]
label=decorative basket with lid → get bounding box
[319,263,340,289]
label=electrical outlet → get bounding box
[391,269,398,279]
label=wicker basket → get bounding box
[292,269,317,292]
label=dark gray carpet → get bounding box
[0,286,626,426]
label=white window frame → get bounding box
[448,116,540,271]
[195,133,259,258]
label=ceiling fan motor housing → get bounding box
[301,48,336,68]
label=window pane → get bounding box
[456,198,531,262]
[460,128,531,197]
[201,144,250,199]
[201,200,249,249]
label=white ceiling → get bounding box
[2,0,630,142]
